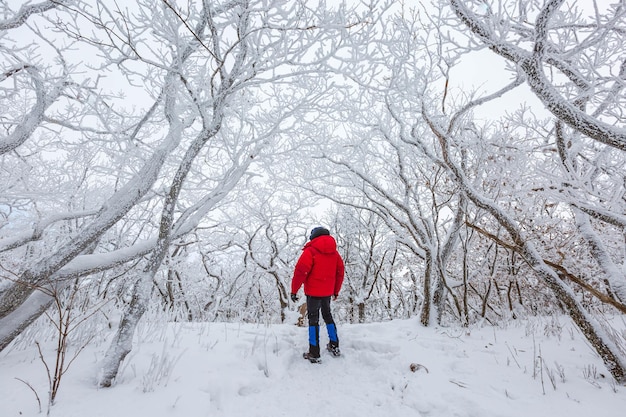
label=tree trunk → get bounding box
[358,302,365,323]
[98,274,151,387]
[419,256,433,326]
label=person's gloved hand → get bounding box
[290,293,299,302]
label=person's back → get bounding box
[292,233,343,297]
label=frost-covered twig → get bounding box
[15,377,42,413]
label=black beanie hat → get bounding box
[309,226,330,241]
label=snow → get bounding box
[1,316,626,417]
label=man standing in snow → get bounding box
[291,226,345,363]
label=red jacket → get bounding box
[291,235,344,297]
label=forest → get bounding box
[0,0,625,390]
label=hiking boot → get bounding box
[327,342,341,357]
[303,352,322,363]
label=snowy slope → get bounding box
[1,316,625,417]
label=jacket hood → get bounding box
[305,234,337,254]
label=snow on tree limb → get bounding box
[0,210,99,253]
[573,208,626,304]
[0,67,66,155]
[0,0,67,31]
[448,0,626,151]
[571,204,626,228]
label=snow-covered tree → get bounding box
[0,0,363,380]
[423,0,626,383]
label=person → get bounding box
[291,226,345,363]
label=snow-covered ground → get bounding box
[1,315,625,417]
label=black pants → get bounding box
[306,295,334,327]
[307,295,338,357]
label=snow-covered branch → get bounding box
[0,67,66,155]
[0,210,98,253]
[0,0,67,31]
[448,0,626,151]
